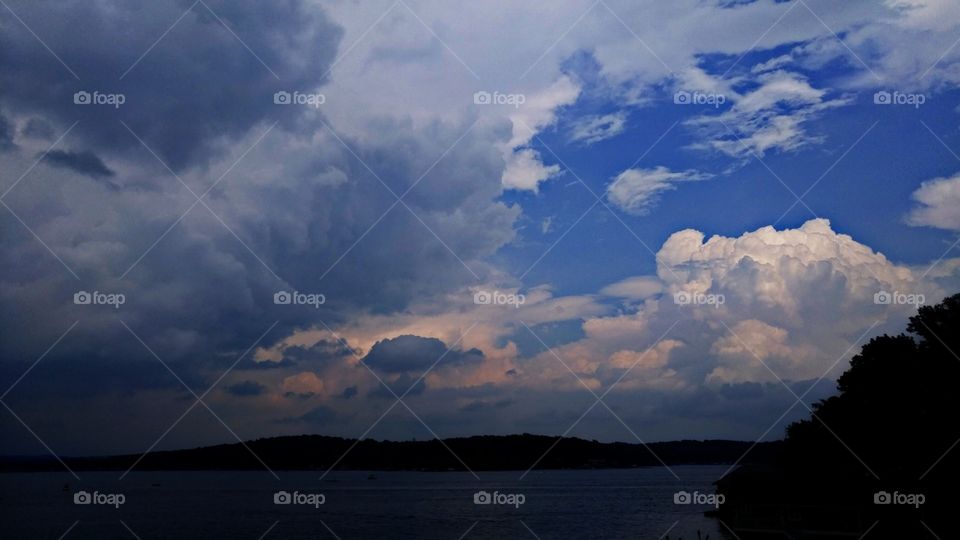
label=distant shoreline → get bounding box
[0,434,782,473]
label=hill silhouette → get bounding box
[0,435,780,473]
[717,293,960,538]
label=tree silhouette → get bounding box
[785,293,960,483]
[720,294,960,538]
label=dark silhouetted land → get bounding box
[716,293,960,539]
[0,435,780,472]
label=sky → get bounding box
[1,0,960,457]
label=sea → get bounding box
[0,465,730,539]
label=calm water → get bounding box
[0,466,730,539]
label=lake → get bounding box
[0,466,730,539]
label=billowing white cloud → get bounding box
[906,172,960,231]
[708,319,816,384]
[606,166,710,215]
[650,218,958,378]
[481,219,958,398]
[605,340,687,390]
[657,218,924,321]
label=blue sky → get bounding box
[503,50,960,298]
[2,0,960,456]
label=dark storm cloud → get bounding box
[718,381,765,400]
[369,374,427,399]
[226,380,267,396]
[235,339,354,372]
[0,0,520,455]
[41,149,114,179]
[0,114,516,403]
[459,398,514,413]
[362,335,484,374]
[0,0,342,170]
[21,118,54,139]
[276,405,336,425]
[407,380,834,443]
[282,340,356,366]
[503,319,585,358]
[0,0,346,395]
[640,379,836,434]
[0,347,192,401]
[236,358,297,371]
[363,335,486,399]
[0,113,13,150]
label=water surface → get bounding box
[0,466,729,539]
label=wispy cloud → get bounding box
[606,166,710,215]
[568,111,627,145]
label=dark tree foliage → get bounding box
[718,294,960,538]
[785,293,960,484]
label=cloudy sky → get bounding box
[2,0,960,457]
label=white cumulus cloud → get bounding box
[906,172,960,231]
